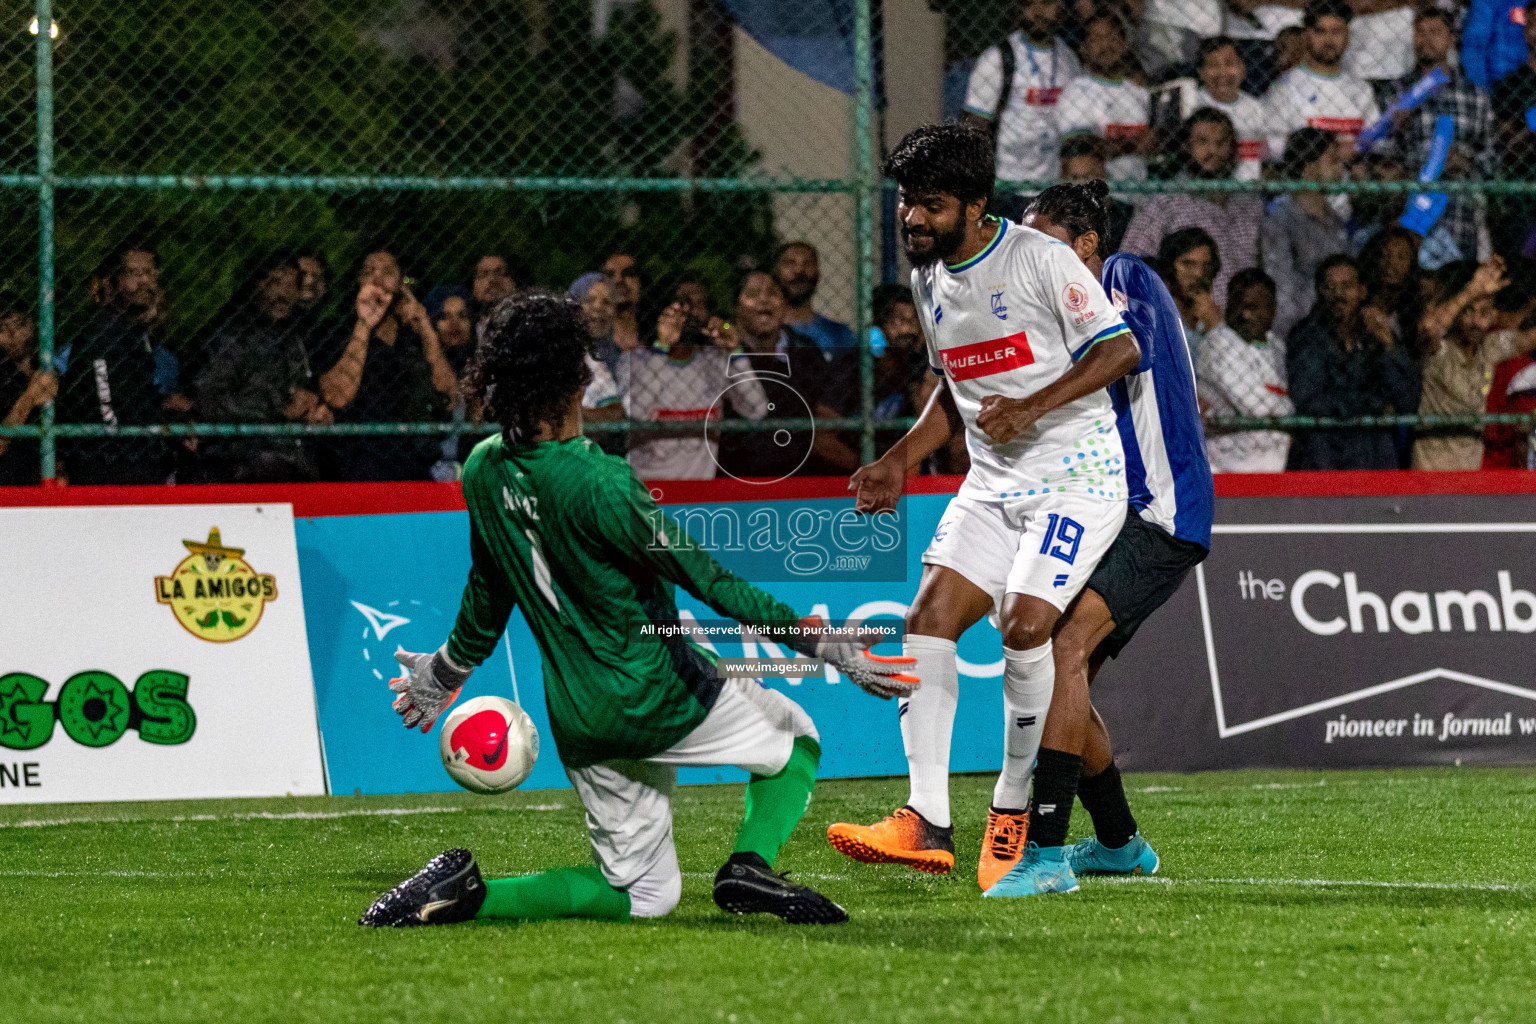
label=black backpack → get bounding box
[993,37,1018,127]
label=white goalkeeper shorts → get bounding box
[922,492,1126,615]
[564,678,818,918]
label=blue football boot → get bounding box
[981,842,1080,897]
[1065,833,1160,876]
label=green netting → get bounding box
[1,0,1534,485]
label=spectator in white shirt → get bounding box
[1057,11,1152,180]
[963,0,1081,185]
[625,289,767,481]
[1193,36,1270,181]
[1341,0,1413,85]
[1264,0,1382,160]
[1197,267,1294,472]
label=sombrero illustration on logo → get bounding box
[154,528,278,643]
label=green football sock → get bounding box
[475,865,631,923]
[732,734,821,865]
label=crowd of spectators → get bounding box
[964,0,1536,471]
[5,0,1536,484]
[0,233,932,486]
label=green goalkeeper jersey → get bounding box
[446,433,803,769]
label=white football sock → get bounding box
[992,641,1055,812]
[899,633,960,828]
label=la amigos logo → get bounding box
[155,528,278,642]
[0,669,195,750]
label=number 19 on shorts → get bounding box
[1038,513,1083,565]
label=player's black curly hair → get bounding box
[882,123,995,206]
[466,290,594,445]
[1023,180,1113,257]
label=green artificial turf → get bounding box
[3,768,1535,1023]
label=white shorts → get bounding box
[564,678,818,918]
[922,492,1126,615]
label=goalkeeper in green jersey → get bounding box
[361,291,919,928]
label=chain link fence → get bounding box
[1,0,1535,486]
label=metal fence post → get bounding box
[34,0,55,482]
[852,0,875,465]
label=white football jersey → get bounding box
[623,347,767,480]
[964,34,1082,182]
[911,219,1130,503]
[1343,9,1413,82]
[1195,323,1292,473]
[1263,65,1381,158]
[1058,75,1150,180]
[1195,88,1269,181]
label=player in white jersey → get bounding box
[1263,0,1381,159]
[824,124,1141,896]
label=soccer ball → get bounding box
[439,696,539,794]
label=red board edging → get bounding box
[0,470,1531,517]
[0,481,469,518]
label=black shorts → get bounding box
[1085,510,1208,659]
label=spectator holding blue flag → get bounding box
[1388,10,1493,263]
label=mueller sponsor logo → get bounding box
[939,333,1034,381]
[1236,568,1536,637]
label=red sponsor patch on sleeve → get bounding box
[1025,87,1062,106]
[939,332,1035,381]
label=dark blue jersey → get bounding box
[1101,253,1215,548]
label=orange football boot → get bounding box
[827,806,955,874]
[977,807,1030,890]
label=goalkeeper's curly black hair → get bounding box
[882,122,995,206]
[466,290,594,445]
[1024,180,1113,258]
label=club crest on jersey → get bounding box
[1062,282,1091,313]
[989,286,1008,321]
[1111,287,1129,313]
[1063,282,1097,326]
[938,331,1034,381]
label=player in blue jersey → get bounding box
[991,180,1215,896]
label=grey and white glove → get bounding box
[796,620,920,700]
[388,645,473,732]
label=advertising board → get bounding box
[0,504,326,803]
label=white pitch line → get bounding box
[1098,875,1520,893]
[681,871,853,882]
[0,803,567,829]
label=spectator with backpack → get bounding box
[963,0,1081,218]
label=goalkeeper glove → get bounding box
[794,618,920,700]
[388,645,473,732]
